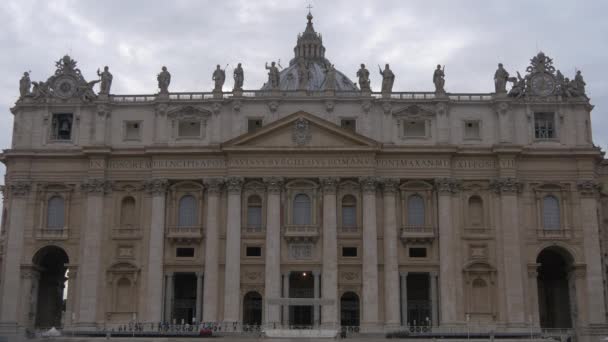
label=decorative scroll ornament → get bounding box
[526,52,557,97]
[143,178,169,195]
[577,180,601,197]
[358,176,378,194]
[320,177,339,194]
[490,178,522,194]
[293,118,312,146]
[381,178,399,193]
[28,55,99,103]
[435,178,461,193]
[81,179,112,194]
[263,177,284,194]
[204,178,224,194]
[8,181,31,196]
[225,177,244,194]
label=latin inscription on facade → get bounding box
[91,157,516,170]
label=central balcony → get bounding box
[283,225,320,243]
[400,225,435,244]
[167,225,204,242]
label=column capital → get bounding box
[527,263,540,278]
[399,271,408,278]
[381,178,400,194]
[282,271,291,277]
[358,176,378,194]
[81,178,112,194]
[435,178,461,194]
[204,177,225,195]
[312,270,321,277]
[225,176,244,194]
[577,180,601,197]
[144,178,169,195]
[320,177,339,194]
[6,181,31,197]
[263,177,284,194]
[490,177,522,194]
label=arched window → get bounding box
[120,196,136,228]
[542,195,560,230]
[342,195,357,228]
[115,278,132,312]
[178,195,197,227]
[407,194,425,227]
[247,195,263,228]
[468,196,483,227]
[47,196,65,229]
[293,193,312,225]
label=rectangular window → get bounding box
[246,246,262,257]
[178,120,201,138]
[51,113,74,140]
[403,120,426,137]
[340,119,356,132]
[342,247,358,257]
[464,121,480,139]
[409,247,427,258]
[248,119,263,133]
[534,112,555,139]
[124,121,141,141]
[176,247,195,258]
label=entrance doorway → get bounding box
[407,273,431,326]
[172,273,197,324]
[32,246,69,329]
[243,291,262,326]
[340,292,360,326]
[537,248,573,328]
[289,271,313,327]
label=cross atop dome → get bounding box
[292,7,327,65]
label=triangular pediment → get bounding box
[222,111,380,150]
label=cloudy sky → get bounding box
[0,0,607,182]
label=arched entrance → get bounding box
[537,247,573,329]
[32,246,69,329]
[340,292,360,327]
[243,291,262,326]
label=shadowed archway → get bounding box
[32,245,69,328]
[537,247,574,329]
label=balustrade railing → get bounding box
[37,228,69,240]
[536,228,572,239]
[107,90,509,103]
[167,225,204,239]
[242,225,265,234]
[463,226,491,236]
[112,226,141,239]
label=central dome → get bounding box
[260,12,358,92]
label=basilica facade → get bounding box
[1,12,607,340]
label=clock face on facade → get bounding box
[53,76,77,98]
[530,73,556,96]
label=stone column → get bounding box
[430,272,439,326]
[577,181,607,324]
[320,177,339,327]
[65,266,78,328]
[436,178,458,325]
[143,178,168,323]
[203,178,223,322]
[19,267,35,329]
[0,182,30,330]
[223,177,244,323]
[155,103,168,144]
[527,264,540,327]
[313,270,321,326]
[164,273,174,322]
[95,104,110,145]
[282,271,290,326]
[495,102,511,143]
[196,273,203,323]
[400,272,408,326]
[263,177,283,326]
[492,178,525,325]
[382,178,400,328]
[359,177,379,329]
[76,179,109,328]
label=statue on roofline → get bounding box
[233,63,244,91]
[494,63,509,94]
[433,64,445,94]
[265,61,280,89]
[356,64,370,92]
[97,66,113,95]
[157,66,171,94]
[379,64,395,93]
[212,64,226,92]
[19,72,31,98]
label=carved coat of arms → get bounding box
[292,118,311,146]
